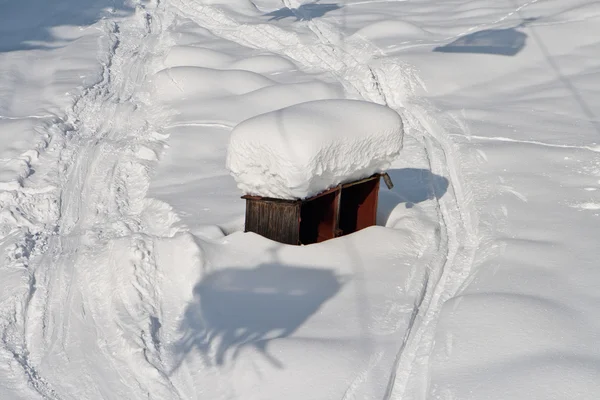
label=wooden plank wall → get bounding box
[244,198,301,245]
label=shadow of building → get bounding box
[378,168,449,224]
[172,264,344,370]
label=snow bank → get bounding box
[226,99,403,199]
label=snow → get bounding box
[226,99,403,199]
[1,0,600,399]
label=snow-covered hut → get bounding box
[226,99,403,245]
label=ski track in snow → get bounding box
[0,1,185,398]
[167,0,479,397]
[451,133,600,153]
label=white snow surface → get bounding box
[0,0,599,399]
[227,99,403,199]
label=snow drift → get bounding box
[226,99,404,199]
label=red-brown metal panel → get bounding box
[338,175,380,235]
[355,177,380,231]
[299,188,340,245]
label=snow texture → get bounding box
[1,0,600,399]
[226,99,403,199]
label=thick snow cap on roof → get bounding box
[226,99,404,200]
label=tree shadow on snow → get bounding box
[172,263,344,370]
[378,168,449,224]
[433,18,538,56]
[0,0,135,52]
[265,3,341,22]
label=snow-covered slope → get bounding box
[0,0,598,399]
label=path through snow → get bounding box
[0,1,190,398]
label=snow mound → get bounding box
[153,66,274,101]
[226,99,403,199]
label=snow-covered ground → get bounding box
[0,0,599,399]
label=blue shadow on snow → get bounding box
[0,0,135,52]
[265,3,341,21]
[378,168,449,224]
[433,19,538,56]
[172,263,344,369]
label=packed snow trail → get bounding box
[167,0,479,397]
[0,1,190,398]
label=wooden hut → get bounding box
[243,173,393,245]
